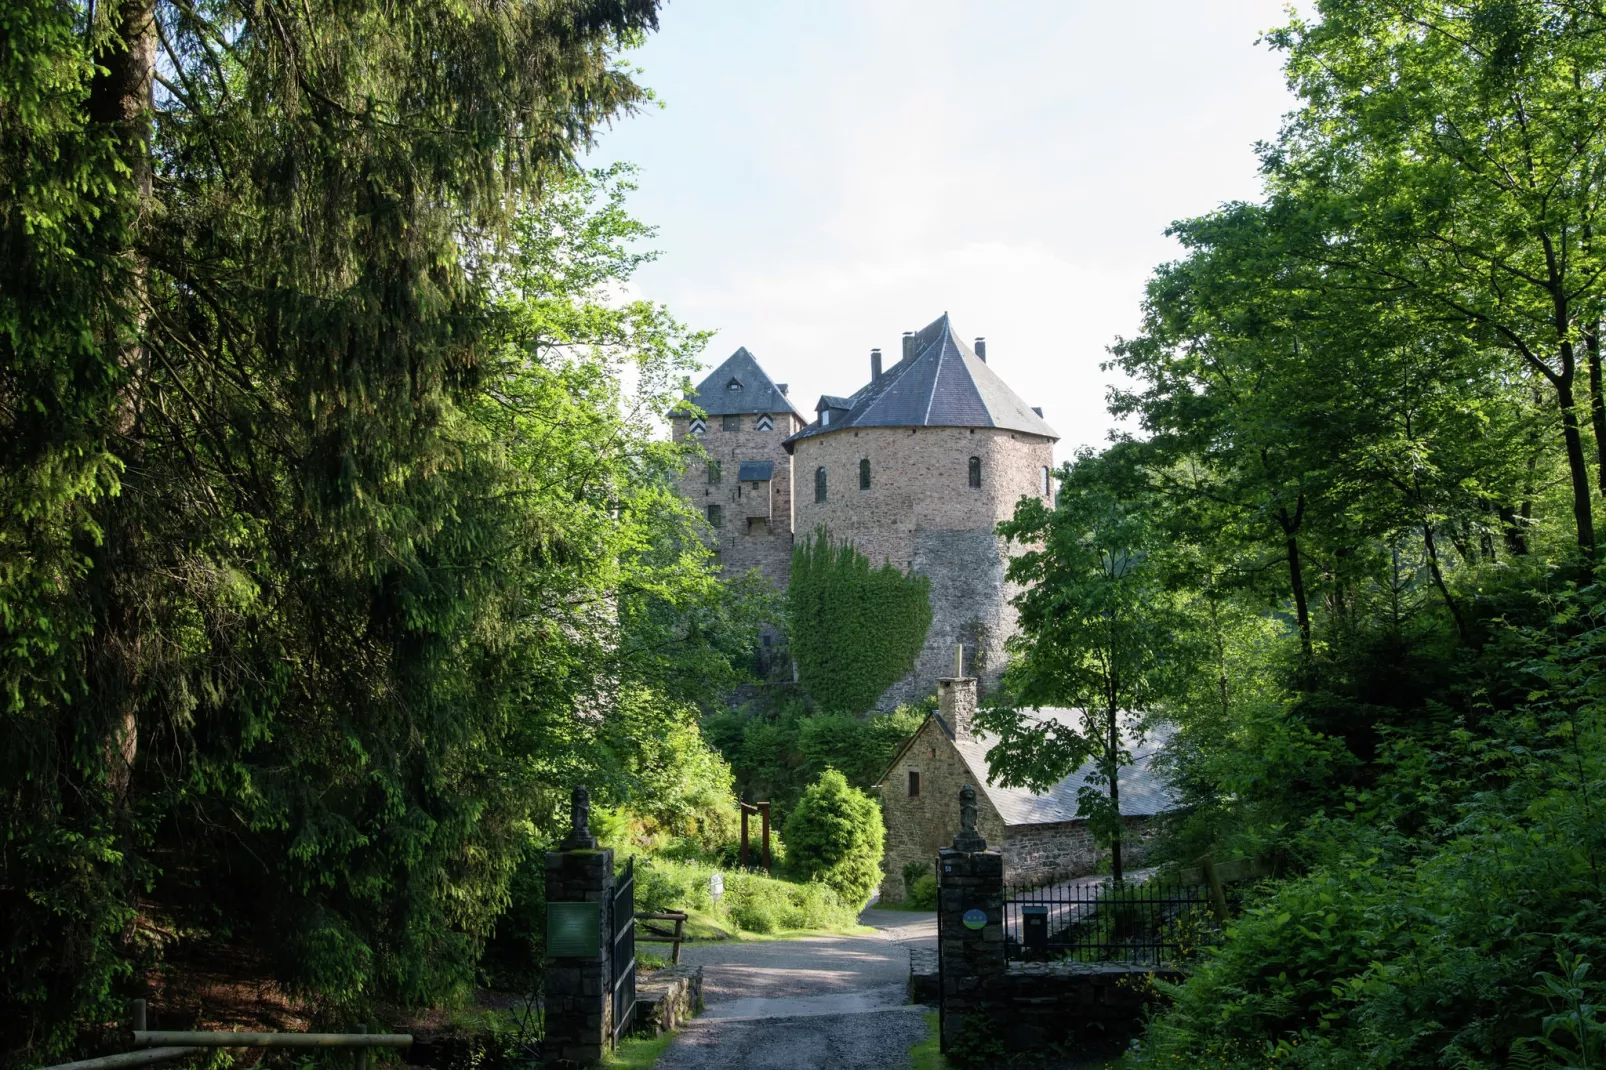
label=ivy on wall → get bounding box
[786,529,932,712]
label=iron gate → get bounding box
[610,857,637,1046]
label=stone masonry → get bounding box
[936,788,1006,1053]
[543,790,615,1069]
[882,678,1007,900]
[880,677,1165,897]
[790,425,1052,703]
[670,410,804,592]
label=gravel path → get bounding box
[652,909,936,1070]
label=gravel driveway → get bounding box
[652,909,936,1070]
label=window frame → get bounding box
[968,455,982,488]
[706,503,723,528]
[815,466,827,503]
[907,770,921,797]
[722,413,741,432]
[859,458,871,490]
[708,460,722,485]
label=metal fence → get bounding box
[1004,874,1217,966]
[610,856,637,1046]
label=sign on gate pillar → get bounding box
[937,784,1006,1053]
[544,787,614,1069]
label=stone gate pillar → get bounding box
[544,787,614,1069]
[937,783,1006,1052]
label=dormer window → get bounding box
[821,410,830,426]
[756,413,774,432]
[689,417,706,436]
[726,378,743,392]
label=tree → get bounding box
[782,769,885,907]
[786,530,932,712]
[0,4,805,1049]
[979,447,1191,882]
[1265,0,1606,557]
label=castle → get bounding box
[670,313,1059,706]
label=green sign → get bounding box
[547,902,601,958]
[962,908,987,930]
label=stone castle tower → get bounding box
[673,313,1058,706]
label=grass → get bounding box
[605,1031,677,1068]
[632,856,862,938]
[909,1010,947,1069]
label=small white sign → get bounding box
[710,872,725,900]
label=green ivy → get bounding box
[786,530,932,712]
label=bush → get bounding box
[905,874,937,910]
[629,855,857,935]
[783,769,885,907]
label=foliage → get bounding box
[702,699,927,823]
[786,530,932,712]
[982,446,1196,879]
[905,874,938,911]
[630,856,858,935]
[782,769,886,908]
[0,1,792,1058]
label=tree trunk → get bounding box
[1277,498,1312,658]
[1106,704,1123,885]
[1555,364,1598,558]
[1587,325,1606,497]
[86,0,156,801]
[1422,523,1466,643]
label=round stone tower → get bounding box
[785,314,1057,706]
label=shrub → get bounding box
[905,874,938,910]
[783,769,886,907]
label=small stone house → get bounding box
[878,675,1179,898]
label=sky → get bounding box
[589,1,1301,452]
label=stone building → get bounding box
[784,313,1058,704]
[877,674,1177,898]
[673,312,1057,706]
[669,347,806,591]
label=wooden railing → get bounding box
[636,911,689,965]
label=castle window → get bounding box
[689,417,706,436]
[707,504,723,528]
[968,456,982,488]
[722,414,740,431]
[1041,466,1051,496]
[756,413,774,432]
[708,460,722,485]
[726,377,743,392]
[908,770,921,797]
[859,458,871,490]
[815,466,827,503]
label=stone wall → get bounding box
[542,847,614,1069]
[671,410,805,591]
[880,715,1006,900]
[789,425,1054,707]
[1003,815,1162,889]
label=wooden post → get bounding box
[356,1024,371,1070]
[1200,855,1229,923]
[672,916,684,965]
[759,802,771,874]
[739,802,749,870]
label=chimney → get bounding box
[939,644,978,741]
[777,383,788,396]
[974,337,987,362]
[870,348,883,382]
[902,331,916,361]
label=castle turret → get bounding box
[670,348,806,589]
[783,314,1058,706]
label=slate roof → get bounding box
[784,313,1058,451]
[883,708,1178,827]
[677,347,803,419]
[737,460,774,482]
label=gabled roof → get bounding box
[878,708,1179,828]
[784,313,1058,451]
[677,347,803,419]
